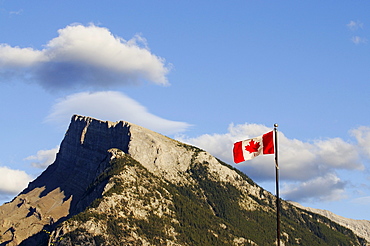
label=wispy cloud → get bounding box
[0,24,171,91]
[9,9,23,15]
[46,91,191,135]
[351,36,367,45]
[24,146,60,168]
[350,126,370,159]
[178,123,368,202]
[346,20,367,44]
[351,196,370,205]
[347,20,364,31]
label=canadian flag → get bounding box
[233,131,274,164]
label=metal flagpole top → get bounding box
[274,124,279,169]
[273,123,280,246]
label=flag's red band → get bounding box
[262,131,274,155]
[233,141,245,164]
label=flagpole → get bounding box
[274,123,280,246]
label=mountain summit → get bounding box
[0,115,367,245]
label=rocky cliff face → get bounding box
[0,115,131,245]
[0,115,367,245]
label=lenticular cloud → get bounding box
[45,91,191,135]
[0,24,170,90]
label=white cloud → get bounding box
[0,166,32,195]
[24,146,60,168]
[9,9,23,15]
[350,126,370,159]
[351,196,370,205]
[0,24,170,91]
[315,137,362,170]
[347,20,364,31]
[46,91,191,135]
[282,174,347,202]
[346,21,367,44]
[0,44,46,67]
[351,36,367,44]
[179,123,366,202]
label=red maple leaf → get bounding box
[245,140,260,153]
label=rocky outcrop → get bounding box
[0,115,366,245]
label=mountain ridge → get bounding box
[0,115,367,245]
[289,201,370,244]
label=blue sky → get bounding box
[1,0,370,220]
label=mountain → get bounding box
[0,115,368,245]
[289,201,370,244]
